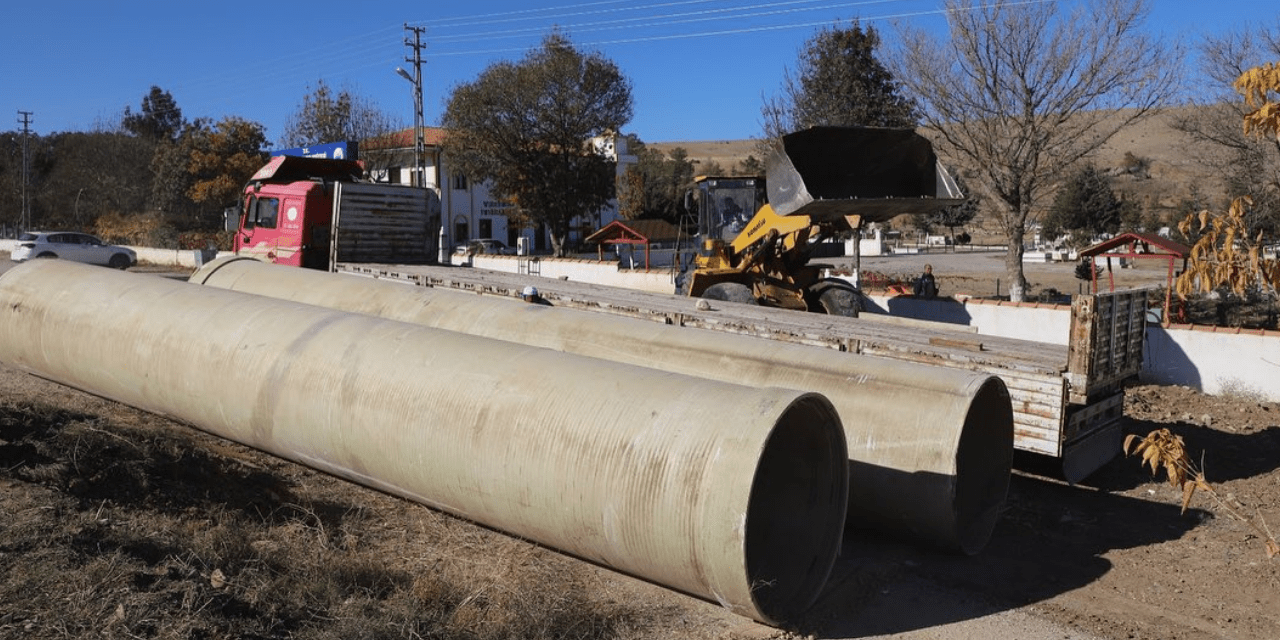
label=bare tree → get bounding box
[1173,22,1280,238]
[442,33,633,256]
[891,0,1181,301]
[279,80,401,148]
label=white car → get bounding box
[453,238,514,255]
[10,231,138,269]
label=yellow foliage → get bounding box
[1236,62,1280,140]
[1123,429,1199,512]
[1124,428,1279,559]
[1174,196,1279,300]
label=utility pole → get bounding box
[18,111,33,233]
[398,24,442,261]
[402,24,426,189]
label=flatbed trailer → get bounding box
[338,263,1146,481]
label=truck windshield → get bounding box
[245,196,279,230]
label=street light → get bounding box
[394,65,424,189]
[74,188,85,224]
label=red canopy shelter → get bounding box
[585,219,680,271]
[1079,232,1191,324]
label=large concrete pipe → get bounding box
[0,260,848,626]
[191,256,1015,554]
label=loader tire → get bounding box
[810,281,861,317]
[701,282,757,305]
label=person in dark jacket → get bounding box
[913,263,938,298]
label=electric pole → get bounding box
[18,111,33,233]
[402,24,426,189]
[399,23,443,261]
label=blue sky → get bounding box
[2,1,1271,144]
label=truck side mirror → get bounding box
[223,207,239,233]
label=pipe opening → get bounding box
[743,393,848,624]
[953,376,1015,555]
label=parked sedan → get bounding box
[10,231,138,269]
[453,238,514,255]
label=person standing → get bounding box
[914,264,938,298]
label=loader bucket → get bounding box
[766,126,965,223]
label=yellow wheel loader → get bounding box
[681,126,965,316]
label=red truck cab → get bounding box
[233,155,436,270]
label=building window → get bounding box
[453,174,468,190]
[454,218,469,244]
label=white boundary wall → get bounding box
[1143,325,1280,401]
[452,253,676,294]
[862,294,1073,346]
[862,292,1280,402]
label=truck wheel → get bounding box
[36,252,57,259]
[701,282,757,305]
[811,282,861,317]
[108,254,131,270]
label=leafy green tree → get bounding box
[1042,163,1123,246]
[763,20,917,139]
[185,117,269,228]
[0,130,151,232]
[47,132,152,227]
[123,86,184,142]
[442,33,633,256]
[736,155,764,176]
[280,80,400,148]
[891,0,1180,301]
[617,136,696,222]
[145,117,267,230]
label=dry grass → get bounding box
[0,399,661,639]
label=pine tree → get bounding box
[763,21,918,138]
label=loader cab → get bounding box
[687,176,766,249]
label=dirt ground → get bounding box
[831,249,1179,302]
[2,348,1278,639]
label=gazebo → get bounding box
[585,219,680,271]
[1079,232,1191,324]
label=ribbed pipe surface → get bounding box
[192,256,1015,554]
[0,260,849,626]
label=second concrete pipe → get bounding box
[0,260,849,626]
[191,256,1015,554]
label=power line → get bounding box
[62,0,969,132]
